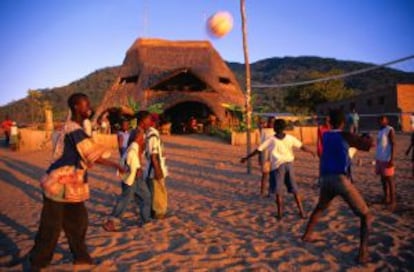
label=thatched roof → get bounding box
[95,38,245,120]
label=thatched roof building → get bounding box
[95,38,245,129]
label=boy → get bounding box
[375,115,396,211]
[406,132,414,178]
[241,119,315,219]
[302,109,373,264]
[103,116,152,231]
[259,117,275,197]
[29,93,125,271]
[117,119,131,158]
[145,114,169,219]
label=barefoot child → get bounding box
[302,109,374,264]
[241,119,315,219]
[103,122,152,231]
[375,115,396,211]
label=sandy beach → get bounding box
[0,134,413,271]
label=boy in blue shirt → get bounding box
[302,109,374,264]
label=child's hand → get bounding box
[118,166,127,175]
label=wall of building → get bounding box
[397,84,414,132]
[315,84,414,131]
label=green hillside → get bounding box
[1,56,413,123]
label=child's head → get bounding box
[267,117,275,128]
[329,109,346,129]
[67,93,91,119]
[378,115,389,127]
[120,119,129,131]
[273,119,287,134]
[136,110,152,130]
[127,128,145,147]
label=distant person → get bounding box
[188,116,198,133]
[9,122,19,151]
[104,119,152,232]
[117,119,131,158]
[1,115,13,145]
[241,119,315,219]
[29,93,125,271]
[145,112,169,219]
[375,115,396,211]
[406,132,414,178]
[350,108,360,134]
[258,117,275,197]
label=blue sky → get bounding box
[0,0,413,106]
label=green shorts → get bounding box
[318,175,369,216]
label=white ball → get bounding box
[207,11,234,38]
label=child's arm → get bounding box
[151,154,164,180]
[95,158,126,174]
[300,146,316,157]
[241,149,261,163]
[406,144,413,156]
[388,129,395,167]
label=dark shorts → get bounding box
[318,175,369,216]
[270,163,299,195]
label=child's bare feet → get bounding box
[301,233,317,242]
[387,202,397,212]
[356,251,370,264]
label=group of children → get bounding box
[29,93,168,271]
[242,110,404,264]
[103,110,169,231]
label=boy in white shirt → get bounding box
[241,119,315,219]
[375,115,396,211]
[104,124,151,231]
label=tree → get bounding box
[285,70,354,114]
[27,89,43,124]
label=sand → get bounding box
[0,134,413,271]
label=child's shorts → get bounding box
[375,160,395,177]
[270,163,299,194]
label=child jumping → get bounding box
[302,109,374,264]
[241,119,315,219]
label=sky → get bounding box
[0,0,413,106]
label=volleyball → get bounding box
[207,11,234,38]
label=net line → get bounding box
[252,55,414,89]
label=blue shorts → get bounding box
[269,163,299,195]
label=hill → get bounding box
[1,56,413,123]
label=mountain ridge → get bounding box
[1,56,413,122]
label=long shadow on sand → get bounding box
[0,167,42,203]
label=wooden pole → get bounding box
[240,0,252,174]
